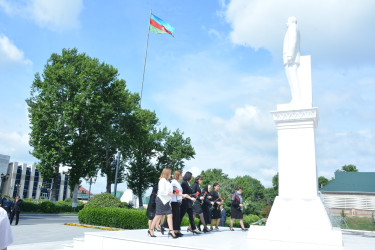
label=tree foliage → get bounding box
[318,176,330,188]
[336,164,358,172]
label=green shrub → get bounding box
[22,200,40,212]
[64,197,72,203]
[78,207,148,229]
[180,215,199,227]
[40,200,56,213]
[119,202,129,209]
[225,214,260,228]
[84,193,121,209]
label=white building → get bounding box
[0,159,70,201]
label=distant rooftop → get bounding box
[320,172,375,193]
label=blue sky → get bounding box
[0,0,374,194]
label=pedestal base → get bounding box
[247,196,343,246]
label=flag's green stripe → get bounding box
[149,25,166,34]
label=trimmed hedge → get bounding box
[224,214,260,228]
[84,193,123,209]
[22,199,84,213]
[79,207,148,229]
[78,206,258,229]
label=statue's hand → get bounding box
[287,56,293,64]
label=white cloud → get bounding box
[0,34,32,66]
[0,131,32,163]
[0,0,83,31]
[29,0,83,31]
[223,0,375,66]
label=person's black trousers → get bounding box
[162,202,181,230]
[10,211,20,225]
[179,203,196,230]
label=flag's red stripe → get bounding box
[150,18,172,35]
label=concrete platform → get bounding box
[78,227,375,250]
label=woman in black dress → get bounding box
[201,184,213,231]
[146,184,161,232]
[210,182,222,230]
[191,176,210,233]
[230,186,247,231]
[179,172,201,235]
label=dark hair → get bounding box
[213,182,219,188]
[183,171,193,182]
[194,175,202,184]
[236,185,242,191]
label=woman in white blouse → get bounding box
[149,168,181,238]
[160,170,194,237]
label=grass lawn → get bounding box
[345,216,375,231]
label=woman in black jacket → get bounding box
[191,176,210,233]
[146,184,161,232]
[179,172,201,235]
[201,185,213,231]
[230,186,247,231]
[210,182,222,230]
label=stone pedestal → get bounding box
[247,108,342,246]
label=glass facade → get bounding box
[56,173,61,199]
[32,169,40,199]
[63,175,68,200]
[12,166,22,198]
[23,167,31,198]
[41,178,53,199]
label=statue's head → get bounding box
[286,16,297,27]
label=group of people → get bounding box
[0,195,23,226]
[146,168,248,238]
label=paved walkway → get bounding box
[8,214,101,250]
[6,214,375,250]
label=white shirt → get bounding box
[158,178,173,205]
[171,179,183,202]
[0,207,13,249]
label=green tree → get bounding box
[155,129,195,174]
[125,109,164,208]
[318,176,330,188]
[336,164,358,172]
[272,173,279,191]
[200,168,229,187]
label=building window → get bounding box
[23,167,31,198]
[63,175,68,201]
[56,173,61,200]
[13,166,22,198]
[32,169,40,199]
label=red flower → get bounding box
[176,189,180,194]
[196,192,200,197]
[219,196,222,199]
[205,191,207,194]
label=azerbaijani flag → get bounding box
[149,13,175,36]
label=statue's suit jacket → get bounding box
[283,23,300,66]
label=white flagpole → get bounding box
[140,9,152,107]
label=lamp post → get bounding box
[85,175,97,200]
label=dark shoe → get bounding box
[154,227,161,232]
[148,230,156,237]
[176,232,184,237]
[241,228,248,231]
[160,226,165,235]
[230,228,234,231]
[197,225,201,231]
[203,228,209,233]
[168,232,178,239]
[192,229,202,235]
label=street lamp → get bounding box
[85,175,97,200]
